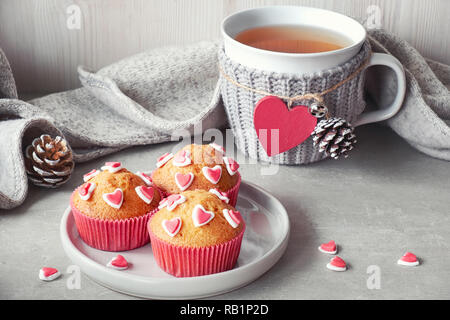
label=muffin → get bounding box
[148,190,245,277]
[151,144,241,206]
[70,161,161,251]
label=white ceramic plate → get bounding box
[60,181,290,299]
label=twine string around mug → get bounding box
[218,52,372,111]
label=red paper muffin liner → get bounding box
[223,172,241,207]
[70,191,159,252]
[148,223,245,277]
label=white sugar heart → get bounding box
[209,188,229,203]
[162,217,182,237]
[101,161,123,173]
[327,256,347,272]
[39,267,61,281]
[202,165,222,184]
[107,254,129,270]
[135,186,155,204]
[159,194,186,211]
[78,182,96,201]
[318,240,337,255]
[223,209,242,228]
[136,171,152,186]
[172,150,192,167]
[156,153,173,168]
[223,157,239,176]
[397,252,420,267]
[83,169,100,182]
[192,204,215,227]
[209,143,225,153]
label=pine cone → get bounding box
[24,134,74,188]
[311,118,357,159]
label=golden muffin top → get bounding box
[149,190,245,247]
[151,144,240,195]
[72,162,160,220]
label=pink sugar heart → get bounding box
[78,182,96,201]
[107,254,128,270]
[136,171,152,185]
[398,252,420,266]
[79,183,91,197]
[156,152,173,168]
[202,165,222,184]
[209,188,230,203]
[173,150,191,167]
[39,267,61,281]
[223,157,239,176]
[42,267,58,277]
[223,209,242,228]
[105,161,121,168]
[192,204,215,227]
[253,96,317,156]
[135,186,154,204]
[209,143,225,153]
[319,240,337,254]
[102,188,124,209]
[165,194,186,211]
[327,256,347,272]
[101,161,123,173]
[174,172,194,191]
[162,217,182,237]
[83,169,99,182]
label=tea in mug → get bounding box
[234,25,352,53]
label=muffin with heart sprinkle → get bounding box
[70,161,161,251]
[148,189,245,277]
[151,143,241,206]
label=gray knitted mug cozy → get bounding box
[218,40,371,165]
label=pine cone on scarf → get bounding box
[24,134,74,188]
[311,118,357,159]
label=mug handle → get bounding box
[353,52,406,127]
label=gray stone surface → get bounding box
[1,124,449,300]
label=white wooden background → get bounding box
[0,0,449,94]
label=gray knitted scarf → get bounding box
[0,29,449,209]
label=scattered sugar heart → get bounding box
[173,150,191,167]
[107,255,128,270]
[202,165,222,184]
[192,204,215,227]
[39,267,61,281]
[102,188,124,209]
[174,172,194,191]
[318,240,337,254]
[327,256,347,272]
[135,186,154,204]
[223,209,242,228]
[162,217,182,237]
[253,96,317,156]
[397,252,420,267]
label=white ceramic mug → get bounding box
[221,6,406,126]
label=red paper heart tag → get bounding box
[253,96,317,156]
